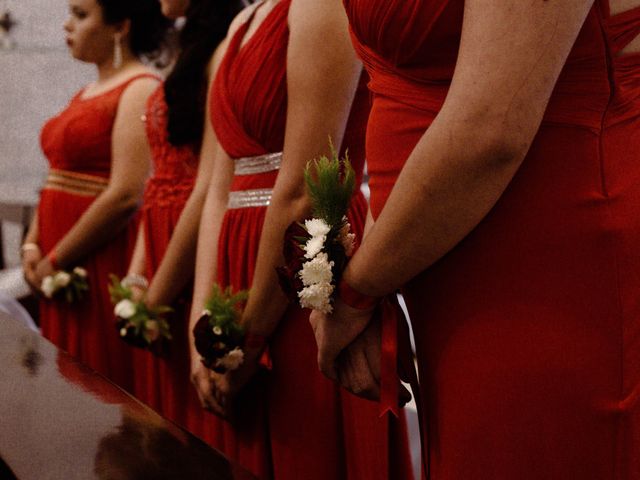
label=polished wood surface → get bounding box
[0,311,256,480]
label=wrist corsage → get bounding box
[108,275,172,354]
[41,267,89,303]
[277,143,356,313]
[193,285,248,373]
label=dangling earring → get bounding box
[112,33,122,69]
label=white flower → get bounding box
[305,218,330,237]
[201,309,212,317]
[145,320,160,342]
[212,325,222,336]
[53,271,71,288]
[216,347,244,370]
[41,275,56,299]
[73,266,88,278]
[298,282,334,313]
[299,253,334,286]
[114,299,136,319]
[120,327,128,337]
[304,235,326,259]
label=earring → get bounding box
[113,33,122,69]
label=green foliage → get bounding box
[304,140,356,227]
[108,274,131,303]
[203,284,247,339]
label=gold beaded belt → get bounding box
[227,152,282,209]
[44,169,109,197]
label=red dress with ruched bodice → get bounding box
[208,2,412,479]
[345,0,640,477]
[38,74,158,392]
[131,84,207,439]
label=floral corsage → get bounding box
[41,267,89,303]
[277,145,356,313]
[193,285,248,373]
[108,275,172,353]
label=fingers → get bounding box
[337,344,380,401]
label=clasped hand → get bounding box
[309,297,381,400]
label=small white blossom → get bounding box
[299,253,334,286]
[120,327,128,337]
[217,347,244,370]
[41,275,56,298]
[145,320,160,342]
[53,271,72,288]
[212,325,222,336]
[305,218,330,237]
[298,282,334,313]
[304,235,326,259]
[73,266,88,278]
[114,299,136,319]
[201,309,212,317]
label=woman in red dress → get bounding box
[21,0,169,391]
[188,1,412,478]
[124,0,242,437]
[311,0,640,478]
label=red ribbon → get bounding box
[379,298,400,418]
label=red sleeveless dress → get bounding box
[345,0,640,477]
[131,84,207,438]
[207,2,412,479]
[38,74,159,392]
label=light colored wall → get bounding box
[0,0,93,205]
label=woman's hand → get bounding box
[208,346,264,419]
[22,247,43,292]
[309,296,373,381]
[190,355,224,415]
[336,315,381,400]
[34,256,55,288]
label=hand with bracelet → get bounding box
[34,250,58,290]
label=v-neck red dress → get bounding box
[205,2,413,479]
[345,0,640,477]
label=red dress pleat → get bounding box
[38,74,159,392]
[130,84,209,439]
[207,2,413,479]
[346,0,640,477]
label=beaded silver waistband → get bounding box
[227,188,273,209]
[234,152,282,175]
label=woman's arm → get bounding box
[35,77,159,279]
[314,0,596,377]
[22,211,42,290]
[125,221,147,300]
[239,0,363,338]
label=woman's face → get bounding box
[159,0,190,20]
[64,0,117,64]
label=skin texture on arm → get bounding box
[34,77,159,282]
[312,0,596,381]
[205,0,364,416]
[126,220,147,301]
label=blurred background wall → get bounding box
[0,0,93,266]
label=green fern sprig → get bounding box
[203,284,248,338]
[304,141,356,227]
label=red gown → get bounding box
[131,84,207,438]
[207,1,412,479]
[345,0,640,477]
[38,74,159,392]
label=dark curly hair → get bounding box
[97,0,173,58]
[164,0,245,147]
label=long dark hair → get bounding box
[97,0,172,58]
[164,0,245,147]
